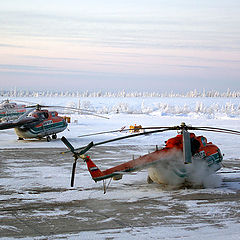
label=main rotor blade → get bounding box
[11,99,39,105]
[78,126,170,138]
[192,127,240,136]
[196,126,240,135]
[48,105,98,113]
[77,112,109,119]
[24,104,42,108]
[74,127,176,152]
[49,106,110,119]
[44,105,109,119]
[0,117,39,130]
[24,105,110,119]
[78,129,127,138]
[24,104,91,110]
[0,121,20,130]
[188,126,240,135]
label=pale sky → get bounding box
[0,0,240,92]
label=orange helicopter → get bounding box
[61,123,240,192]
[0,104,109,141]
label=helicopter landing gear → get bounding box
[147,175,153,184]
[46,136,51,142]
[18,137,24,140]
[52,134,57,140]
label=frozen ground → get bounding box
[0,96,240,239]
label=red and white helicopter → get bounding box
[0,104,109,142]
[61,123,240,192]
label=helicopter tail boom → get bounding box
[85,156,104,182]
[84,148,180,182]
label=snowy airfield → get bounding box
[1,96,240,239]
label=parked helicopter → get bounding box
[0,104,109,141]
[61,123,240,192]
[0,99,27,122]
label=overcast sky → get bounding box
[0,0,240,92]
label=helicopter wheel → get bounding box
[147,175,153,184]
[46,136,51,142]
[52,134,57,140]
[18,137,24,140]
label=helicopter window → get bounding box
[51,112,58,117]
[191,138,200,155]
[43,112,49,118]
[37,112,49,119]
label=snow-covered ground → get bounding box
[1,96,240,149]
[0,96,240,239]
[1,96,240,161]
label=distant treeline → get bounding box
[0,89,239,98]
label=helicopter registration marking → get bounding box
[193,150,206,159]
[43,120,53,126]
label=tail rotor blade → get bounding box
[61,136,78,187]
[61,137,94,187]
[61,136,75,153]
[78,141,94,155]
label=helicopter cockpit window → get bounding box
[37,112,49,119]
[43,112,49,118]
[4,104,10,109]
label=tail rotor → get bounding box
[61,136,93,187]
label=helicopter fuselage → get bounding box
[14,110,67,140]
